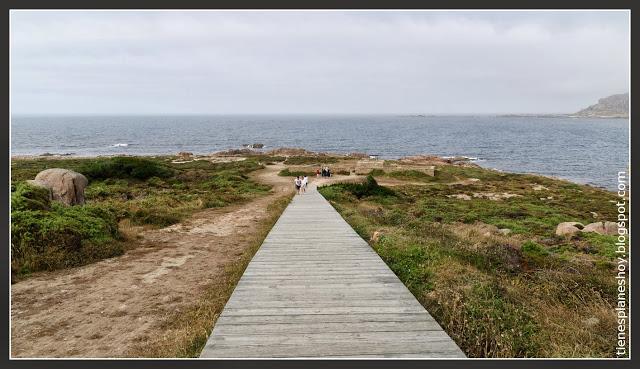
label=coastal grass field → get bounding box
[10,151,623,358]
[10,156,271,277]
[319,167,621,358]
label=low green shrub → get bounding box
[11,203,122,275]
[278,168,316,177]
[80,157,173,180]
[284,156,339,165]
[389,170,434,181]
[11,182,51,211]
[147,176,166,187]
[375,237,434,294]
[521,240,549,257]
[84,180,132,199]
[341,175,396,199]
[577,232,618,258]
[130,208,182,227]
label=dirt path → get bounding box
[10,164,296,358]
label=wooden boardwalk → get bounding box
[200,184,465,358]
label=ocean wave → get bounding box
[442,155,481,161]
[110,143,130,148]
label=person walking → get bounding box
[294,176,301,195]
[301,175,308,193]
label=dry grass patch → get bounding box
[117,219,154,242]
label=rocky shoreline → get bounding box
[12,147,615,192]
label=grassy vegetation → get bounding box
[11,189,123,275]
[283,155,340,165]
[249,154,286,163]
[319,164,621,358]
[11,156,272,276]
[126,194,293,358]
[11,181,51,211]
[79,156,174,180]
[334,175,396,200]
[373,167,457,183]
[278,168,317,177]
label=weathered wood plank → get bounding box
[204,341,464,358]
[200,184,464,358]
[212,321,444,334]
[209,330,455,345]
[215,312,433,325]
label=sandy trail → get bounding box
[10,163,359,358]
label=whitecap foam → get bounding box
[442,155,481,161]
[111,143,129,147]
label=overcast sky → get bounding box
[10,10,629,115]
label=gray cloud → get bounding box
[10,10,629,114]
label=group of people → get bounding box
[317,166,331,177]
[295,166,333,195]
[294,175,308,195]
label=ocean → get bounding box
[10,115,629,190]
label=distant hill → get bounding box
[573,93,629,118]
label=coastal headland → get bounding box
[10,148,625,358]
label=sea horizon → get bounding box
[10,114,629,190]
[10,112,609,117]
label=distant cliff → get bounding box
[573,93,629,118]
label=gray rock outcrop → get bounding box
[34,168,88,206]
[582,221,618,236]
[555,220,618,237]
[555,222,584,236]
